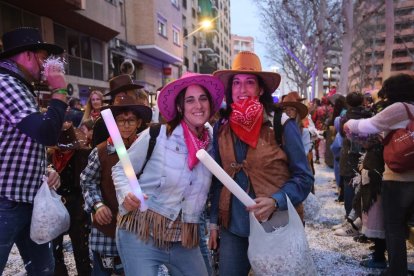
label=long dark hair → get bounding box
[382,74,414,104]
[166,85,213,136]
[221,74,275,119]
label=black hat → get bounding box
[0,27,64,59]
[104,74,143,97]
[101,94,152,124]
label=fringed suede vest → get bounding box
[94,141,119,238]
[218,123,303,228]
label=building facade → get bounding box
[231,34,254,59]
[349,0,414,92]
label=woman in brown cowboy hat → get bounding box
[208,51,314,275]
[81,92,152,275]
[112,72,224,275]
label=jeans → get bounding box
[0,197,54,275]
[199,211,213,276]
[92,251,123,276]
[343,176,354,216]
[116,228,208,276]
[218,228,251,276]
[382,180,414,276]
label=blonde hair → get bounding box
[81,90,104,123]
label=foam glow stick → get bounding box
[101,109,148,211]
[196,149,256,207]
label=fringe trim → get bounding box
[117,209,199,249]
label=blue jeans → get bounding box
[116,228,208,276]
[0,197,54,275]
[219,228,251,276]
[92,251,123,276]
[382,180,414,276]
[199,211,213,276]
[343,176,354,216]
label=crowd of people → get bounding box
[1,26,413,276]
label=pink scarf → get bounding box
[181,121,210,170]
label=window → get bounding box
[182,0,187,9]
[157,14,167,38]
[173,27,180,46]
[54,23,104,80]
[120,1,126,26]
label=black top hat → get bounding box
[0,27,64,59]
[104,74,144,97]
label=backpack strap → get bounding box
[403,103,414,121]
[136,124,161,178]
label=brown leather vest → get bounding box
[93,141,120,238]
[217,123,303,227]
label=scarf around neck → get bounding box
[181,121,210,170]
[229,97,264,148]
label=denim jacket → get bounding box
[112,124,213,223]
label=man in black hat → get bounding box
[0,27,68,275]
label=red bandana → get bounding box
[52,149,75,173]
[229,97,263,148]
[181,121,210,170]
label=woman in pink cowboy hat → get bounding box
[112,72,224,275]
[208,51,314,275]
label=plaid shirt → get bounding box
[0,66,46,203]
[81,145,118,256]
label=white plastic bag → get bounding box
[30,176,70,244]
[248,196,316,276]
[303,192,321,221]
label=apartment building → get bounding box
[182,0,201,73]
[0,0,124,104]
[198,0,231,73]
[231,34,254,59]
[349,0,414,92]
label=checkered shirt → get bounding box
[81,146,119,256]
[0,72,47,203]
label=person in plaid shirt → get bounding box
[0,27,68,275]
[80,80,152,275]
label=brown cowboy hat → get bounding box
[280,92,308,120]
[213,51,281,93]
[104,74,144,97]
[101,94,152,123]
[0,27,63,59]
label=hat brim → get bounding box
[158,75,224,122]
[213,70,281,94]
[104,83,144,97]
[0,43,64,59]
[279,102,309,120]
[101,104,152,123]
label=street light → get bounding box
[185,15,219,38]
[326,67,333,93]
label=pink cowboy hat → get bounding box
[157,72,225,121]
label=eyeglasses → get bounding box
[116,119,137,126]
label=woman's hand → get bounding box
[46,167,60,190]
[208,229,218,250]
[94,205,112,225]
[122,192,148,212]
[246,197,277,221]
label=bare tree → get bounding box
[254,0,342,99]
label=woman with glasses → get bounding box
[80,92,152,276]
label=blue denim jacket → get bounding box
[112,124,213,223]
[210,119,314,237]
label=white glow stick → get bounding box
[101,109,148,211]
[196,149,256,207]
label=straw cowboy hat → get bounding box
[101,94,152,124]
[157,72,225,122]
[104,74,143,97]
[213,51,281,93]
[0,27,63,59]
[280,91,309,119]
